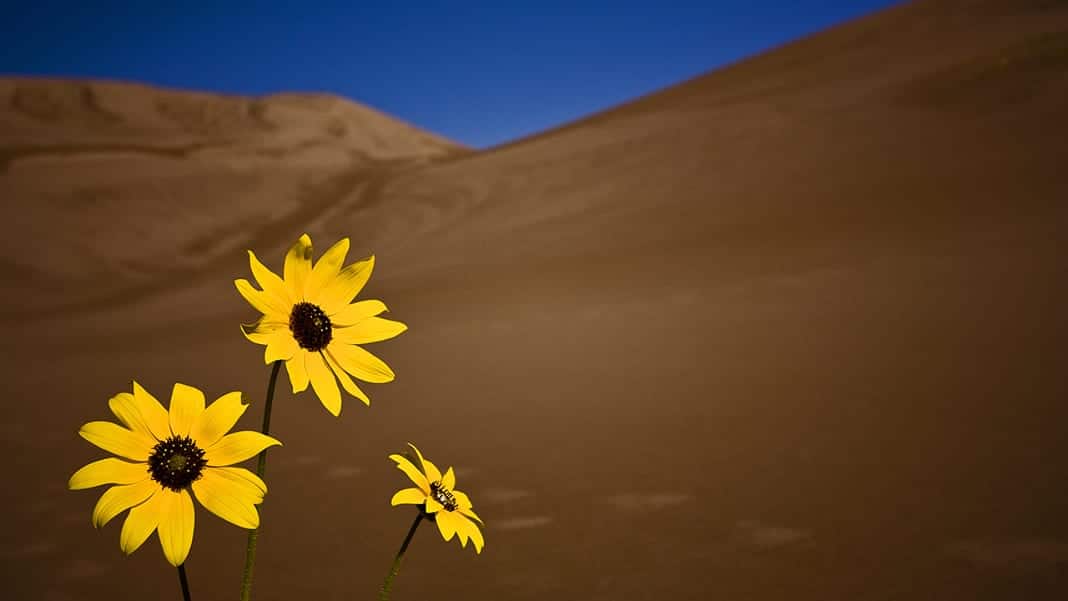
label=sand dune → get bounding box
[0,78,468,326]
[3,0,1067,599]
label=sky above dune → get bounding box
[4,0,898,148]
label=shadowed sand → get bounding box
[3,0,1068,599]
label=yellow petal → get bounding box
[457,514,477,549]
[169,383,205,438]
[324,349,371,405]
[441,467,456,491]
[240,317,288,347]
[191,469,261,529]
[425,497,444,514]
[243,315,289,333]
[247,249,292,307]
[132,382,173,441]
[284,234,314,301]
[467,517,485,553]
[423,460,444,485]
[120,489,162,555]
[452,490,478,515]
[91,479,159,528]
[332,317,408,345]
[207,466,267,498]
[436,509,458,541]
[204,431,281,466]
[453,513,474,548]
[305,238,350,304]
[286,351,310,393]
[307,351,342,416]
[189,391,248,449]
[240,323,269,345]
[79,421,154,461]
[330,342,395,383]
[264,331,299,363]
[388,454,430,494]
[157,489,195,567]
[460,506,483,525]
[107,393,153,440]
[318,255,375,315]
[409,443,442,483]
[330,299,387,327]
[235,279,289,319]
[69,458,149,490]
[390,487,428,506]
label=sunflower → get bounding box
[69,382,281,567]
[235,234,408,416]
[389,443,484,553]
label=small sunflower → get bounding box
[389,443,484,553]
[235,234,408,416]
[69,382,281,567]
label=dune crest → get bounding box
[0,78,469,323]
[0,78,466,159]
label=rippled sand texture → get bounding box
[3,0,1067,599]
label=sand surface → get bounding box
[2,0,1068,599]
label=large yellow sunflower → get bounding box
[235,234,408,416]
[69,382,281,567]
[389,443,484,554]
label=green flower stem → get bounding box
[177,563,192,601]
[380,512,424,601]
[239,360,282,601]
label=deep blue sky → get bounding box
[3,1,899,149]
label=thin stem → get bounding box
[380,512,424,601]
[177,563,192,601]
[239,360,282,601]
[255,360,281,479]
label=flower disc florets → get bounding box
[147,436,207,491]
[430,480,458,511]
[289,302,333,351]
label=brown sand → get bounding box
[3,0,1068,599]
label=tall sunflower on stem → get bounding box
[69,382,280,600]
[234,233,408,600]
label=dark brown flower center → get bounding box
[148,436,207,491]
[430,480,458,511]
[289,302,332,351]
